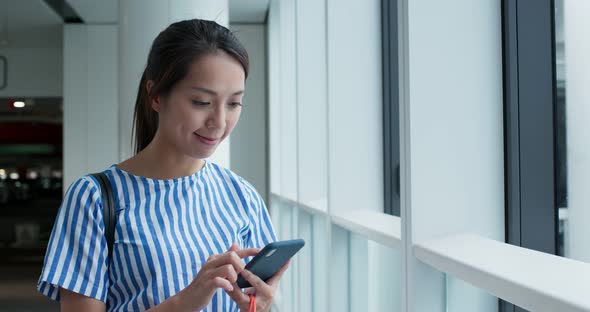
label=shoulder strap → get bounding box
[91,172,116,266]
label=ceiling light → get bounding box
[13,101,25,108]
[27,171,38,179]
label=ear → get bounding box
[146,80,162,112]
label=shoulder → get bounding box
[66,175,101,198]
[51,175,105,224]
[206,162,262,203]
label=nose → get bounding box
[205,103,226,130]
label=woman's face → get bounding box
[151,51,245,159]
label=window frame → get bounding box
[382,0,400,216]
[501,0,559,311]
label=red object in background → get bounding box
[0,122,62,144]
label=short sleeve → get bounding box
[37,176,109,303]
[239,178,277,249]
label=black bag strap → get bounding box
[91,172,116,266]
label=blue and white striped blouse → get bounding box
[37,161,277,311]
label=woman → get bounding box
[37,19,287,312]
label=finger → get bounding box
[206,250,247,273]
[210,276,234,292]
[228,242,240,252]
[243,287,256,295]
[225,282,249,304]
[206,253,219,263]
[267,260,291,286]
[240,269,272,296]
[210,264,239,284]
[235,247,261,259]
[205,244,242,266]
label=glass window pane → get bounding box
[555,0,590,263]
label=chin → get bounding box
[190,148,216,160]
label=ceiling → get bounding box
[0,0,269,49]
[229,0,270,23]
[65,0,117,24]
[0,0,63,49]
[64,0,270,24]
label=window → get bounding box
[502,0,556,311]
[553,0,590,262]
[501,0,590,310]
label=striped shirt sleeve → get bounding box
[37,176,109,303]
[239,178,277,249]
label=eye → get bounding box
[192,101,210,106]
[230,102,242,107]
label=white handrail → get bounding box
[271,194,401,249]
[331,210,401,249]
[270,193,330,217]
[414,234,590,312]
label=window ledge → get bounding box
[270,193,330,217]
[331,210,401,249]
[414,234,590,312]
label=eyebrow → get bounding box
[192,87,244,96]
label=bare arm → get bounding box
[60,244,259,312]
[60,287,190,312]
[60,288,105,312]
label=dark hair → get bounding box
[132,19,249,154]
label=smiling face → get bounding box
[149,50,246,159]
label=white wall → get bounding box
[400,0,505,311]
[0,48,62,97]
[564,0,590,263]
[230,24,268,202]
[118,0,171,161]
[63,25,118,188]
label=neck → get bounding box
[122,133,205,180]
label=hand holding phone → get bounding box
[237,239,305,288]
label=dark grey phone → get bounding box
[237,239,305,288]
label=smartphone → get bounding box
[237,239,305,288]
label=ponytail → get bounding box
[132,70,159,154]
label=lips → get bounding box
[194,132,220,145]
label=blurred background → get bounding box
[0,0,589,311]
